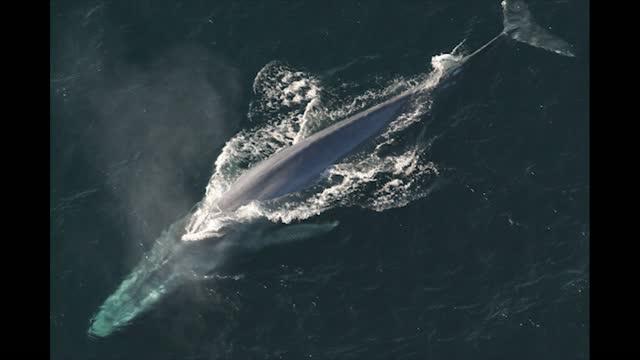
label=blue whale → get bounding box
[88,0,575,338]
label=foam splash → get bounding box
[184,51,463,239]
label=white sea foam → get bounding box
[184,51,464,240]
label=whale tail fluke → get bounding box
[501,0,575,57]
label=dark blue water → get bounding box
[51,0,589,359]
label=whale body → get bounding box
[88,0,575,338]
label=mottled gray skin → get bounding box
[217,89,418,211]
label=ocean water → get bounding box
[50,0,589,359]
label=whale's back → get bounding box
[217,91,414,211]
